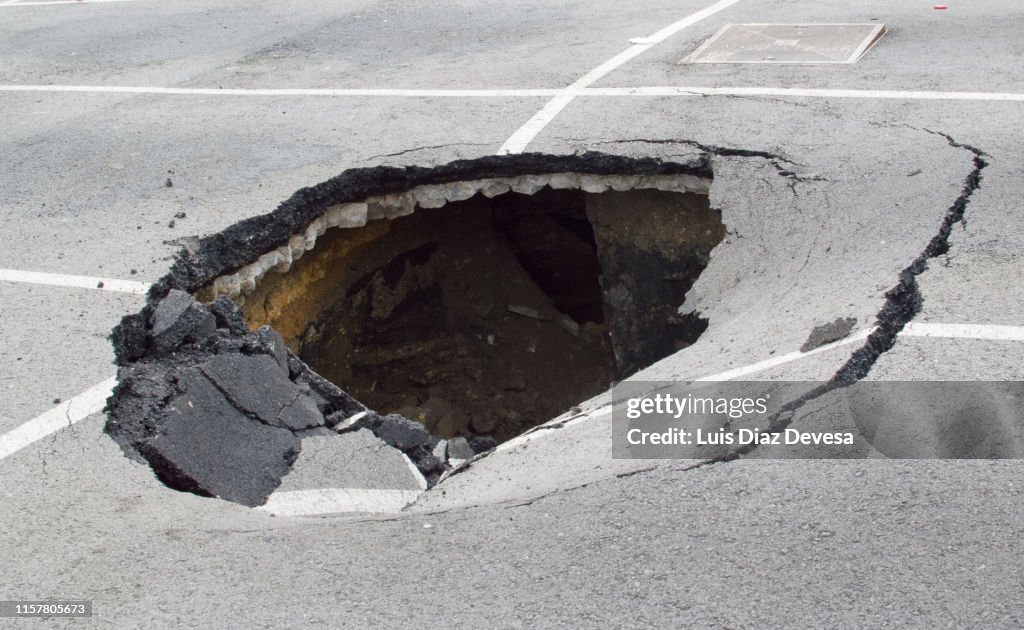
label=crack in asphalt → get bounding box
[360,142,500,162]
[274,388,306,430]
[580,137,831,184]
[674,131,990,471]
[833,130,988,384]
[507,407,591,439]
[198,369,304,436]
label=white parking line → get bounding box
[498,329,873,452]
[902,322,1024,342]
[0,377,115,461]
[0,268,151,294]
[0,321,1021,474]
[497,322,1024,452]
[3,84,1021,103]
[402,453,429,491]
[0,85,560,97]
[580,86,1024,101]
[1,0,136,6]
[497,0,744,154]
[694,328,875,382]
[5,320,1017,467]
[257,488,421,516]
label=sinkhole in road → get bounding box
[231,180,724,443]
[107,154,728,505]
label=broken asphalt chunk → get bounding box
[208,294,249,335]
[200,353,325,431]
[339,412,433,452]
[142,371,299,506]
[149,289,216,354]
[257,325,290,373]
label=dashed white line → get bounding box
[0,377,115,461]
[497,0,743,154]
[257,488,422,516]
[0,268,150,294]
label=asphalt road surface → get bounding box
[1,0,1022,627]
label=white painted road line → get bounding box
[0,268,150,294]
[497,0,744,154]
[695,328,875,382]
[1,0,136,6]
[0,85,560,97]
[257,488,422,516]
[497,322,1024,452]
[902,322,1024,342]
[498,329,873,452]
[7,321,1016,468]
[497,93,577,155]
[0,376,115,461]
[3,84,1021,103]
[402,453,429,491]
[579,86,1024,101]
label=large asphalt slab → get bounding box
[1,0,1022,627]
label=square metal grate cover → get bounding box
[684,23,886,64]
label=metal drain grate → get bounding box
[684,23,886,64]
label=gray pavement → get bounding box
[0,0,1022,627]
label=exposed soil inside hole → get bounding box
[242,187,724,442]
[308,191,612,442]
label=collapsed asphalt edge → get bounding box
[684,131,990,468]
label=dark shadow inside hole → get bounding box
[243,186,724,442]
[491,188,606,324]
